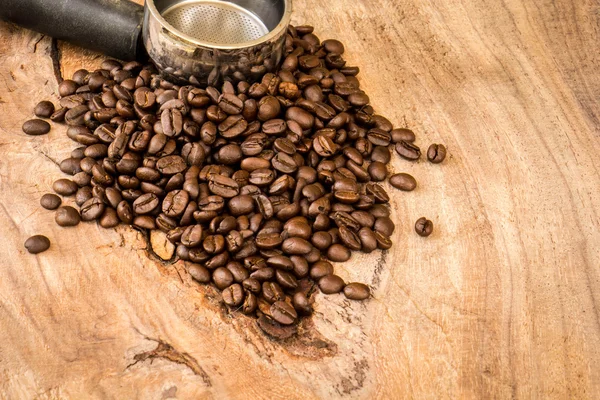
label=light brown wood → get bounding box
[1,0,600,398]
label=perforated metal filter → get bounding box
[162,0,269,46]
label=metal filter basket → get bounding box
[144,0,292,85]
[0,0,292,86]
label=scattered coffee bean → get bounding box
[389,173,417,191]
[52,179,78,196]
[40,193,61,210]
[24,235,50,254]
[34,101,55,118]
[415,217,434,237]
[343,282,370,300]
[318,274,345,294]
[55,206,81,227]
[427,143,447,164]
[22,119,51,135]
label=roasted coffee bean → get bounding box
[58,79,78,96]
[203,234,225,254]
[344,282,370,300]
[366,182,390,203]
[358,227,378,253]
[272,152,298,173]
[218,93,244,115]
[327,243,351,262]
[188,263,211,283]
[55,206,81,227]
[156,155,186,175]
[132,193,159,214]
[65,105,88,126]
[311,231,332,250]
[312,135,338,157]
[270,301,297,325]
[34,101,55,118]
[24,235,51,254]
[351,211,375,228]
[338,226,362,250]
[22,119,51,135]
[181,224,203,247]
[222,284,244,307]
[242,278,261,293]
[319,274,345,294]
[208,174,239,198]
[99,208,120,228]
[427,143,447,164]
[367,161,387,181]
[40,193,61,210]
[50,107,67,122]
[395,140,421,161]
[213,267,234,290]
[53,179,78,196]
[367,128,391,147]
[226,261,249,283]
[262,119,287,135]
[415,217,434,237]
[391,128,416,143]
[80,197,105,221]
[162,190,189,217]
[310,260,334,280]
[389,173,417,191]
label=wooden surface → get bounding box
[1,0,600,398]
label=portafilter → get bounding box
[0,0,292,86]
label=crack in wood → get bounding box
[33,35,45,54]
[50,39,63,84]
[127,338,212,386]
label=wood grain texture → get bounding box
[1,0,599,398]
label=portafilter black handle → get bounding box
[0,0,145,61]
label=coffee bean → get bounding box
[58,79,78,97]
[53,179,78,196]
[208,174,239,198]
[242,292,258,314]
[188,263,211,283]
[22,119,51,135]
[40,193,61,210]
[24,235,51,254]
[226,261,249,283]
[270,301,297,325]
[367,128,392,146]
[162,190,189,217]
[99,208,120,228]
[65,105,89,126]
[157,155,186,175]
[338,226,362,250]
[389,173,417,191]
[222,283,244,307]
[55,206,81,227]
[368,161,387,181]
[415,217,434,237]
[34,101,55,118]
[391,128,416,143]
[133,193,159,214]
[80,197,105,221]
[343,282,370,300]
[213,267,234,290]
[395,141,421,161]
[427,143,447,164]
[327,244,351,262]
[318,274,345,294]
[50,107,67,122]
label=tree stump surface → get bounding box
[0,0,599,398]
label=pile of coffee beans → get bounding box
[23,24,446,336]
